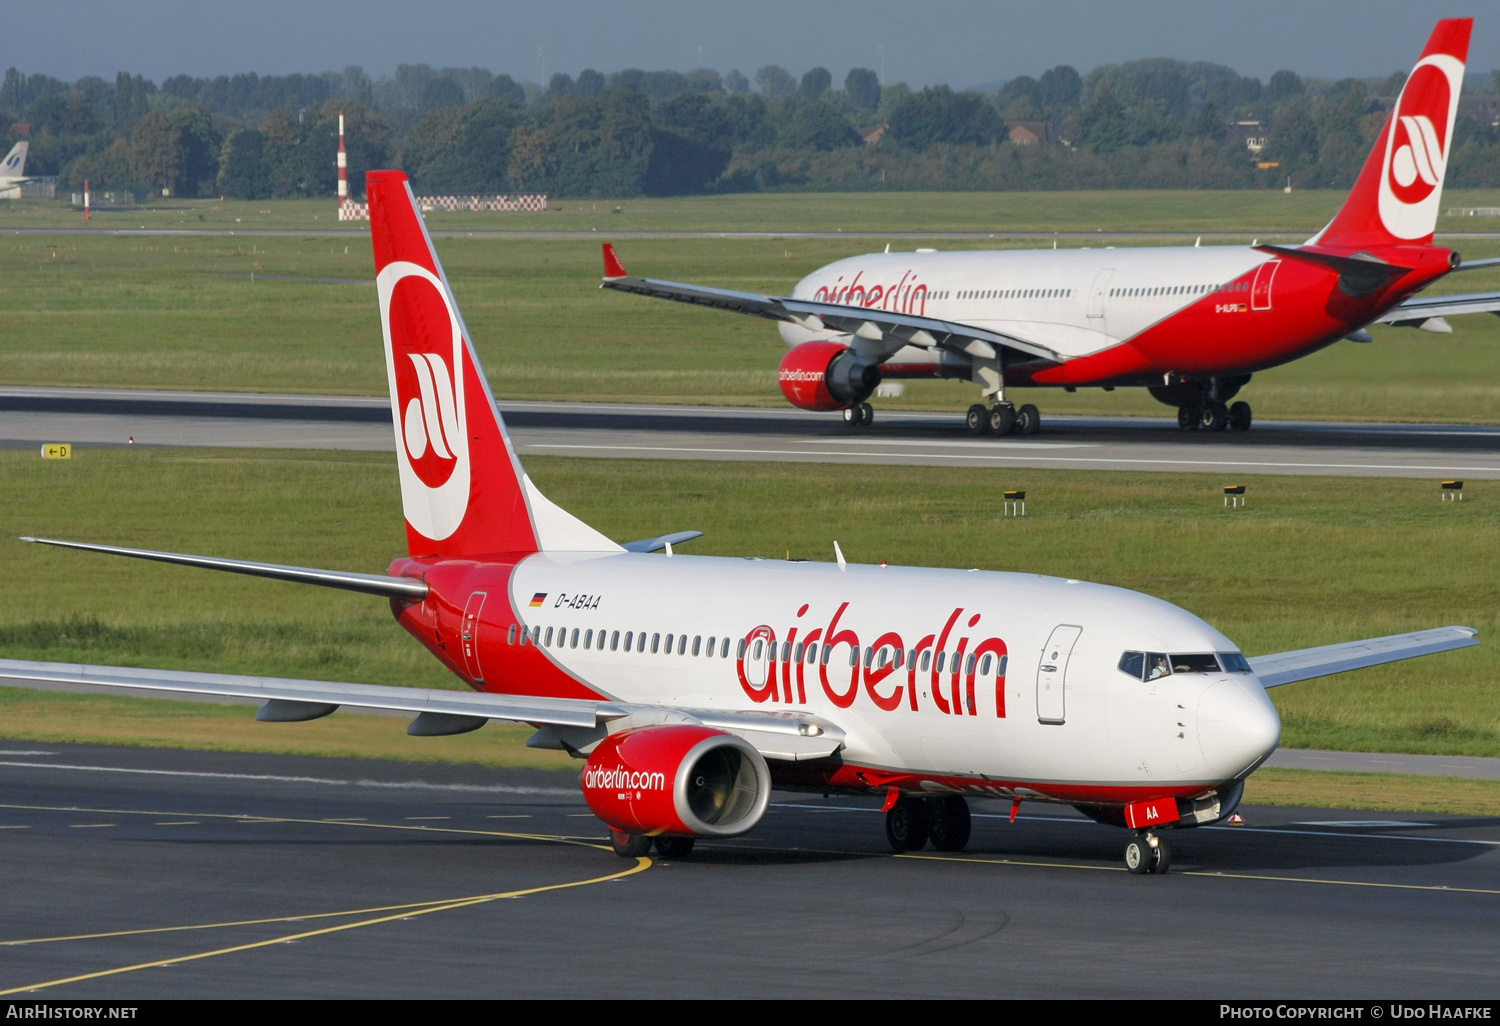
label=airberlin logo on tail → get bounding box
[1378,55,1463,239]
[377,260,472,541]
[401,352,460,474]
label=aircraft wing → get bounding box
[1247,626,1478,688]
[0,658,846,761]
[1377,291,1500,326]
[600,247,1063,365]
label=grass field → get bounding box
[6,190,1500,233]
[1,449,1494,760]
[3,226,1500,421]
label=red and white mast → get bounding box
[337,110,348,211]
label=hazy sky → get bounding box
[8,1,1497,89]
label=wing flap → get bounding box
[0,657,849,760]
[0,658,615,729]
[1248,626,1478,688]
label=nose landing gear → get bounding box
[1124,831,1172,874]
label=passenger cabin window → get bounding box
[544,626,555,646]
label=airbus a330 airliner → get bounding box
[1,170,1477,873]
[605,18,1500,437]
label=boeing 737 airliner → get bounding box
[2,169,1477,873]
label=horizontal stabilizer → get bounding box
[1378,290,1500,324]
[1248,626,1477,688]
[622,530,704,553]
[1452,257,1500,272]
[21,537,428,600]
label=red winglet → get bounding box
[602,243,628,279]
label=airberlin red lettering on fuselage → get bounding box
[811,269,929,317]
[737,602,1009,718]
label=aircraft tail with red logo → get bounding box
[366,170,621,559]
[1313,18,1472,250]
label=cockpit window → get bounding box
[1120,651,1232,680]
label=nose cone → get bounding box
[1197,678,1281,778]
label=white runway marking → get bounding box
[813,438,1098,450]
[0,760,578,796]
[528,443,1500,474]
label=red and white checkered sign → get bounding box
[339,194,546,221]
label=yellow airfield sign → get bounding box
[40,443,72,460]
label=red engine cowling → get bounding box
[778,341,881,411]
[581,725,771,838]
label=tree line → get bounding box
[3,60,1499,199]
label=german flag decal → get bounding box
[529,593,547,607]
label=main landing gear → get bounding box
[609,830,697,859]
[1177,400,1252,433]
[885,795,972,853]
[966,402,1041,438]
[842,402,874,428]
[1124,831,1172,874]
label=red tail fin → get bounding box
[367,171,619,558]
[1316,18,1471,249]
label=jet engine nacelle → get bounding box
[777,341,881,411]
[581,724,772,838]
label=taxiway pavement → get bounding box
[3,387,1498,480]
[0,741,1495,999]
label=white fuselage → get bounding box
[503,552,1281,796]
[778,247,1272,365]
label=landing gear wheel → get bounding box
[1201,402,1229,432]
[1151,835,1172,874]
[966,404,991,435]
[988,405,1015,436]
[1124,833,1171,874]
[653,835,695,858]
[858,402,874,426]
[928,795,972,852]
[1017,403,1041,436]
[885,796,931,852]
[1229,401,1253,432]
[610,829,653,858]
[843,406,860,428]
[1177,405,1202,431]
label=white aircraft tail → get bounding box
[0,141,27,182]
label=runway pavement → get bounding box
[0,741,1495,998]
[4,386,1499,479]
